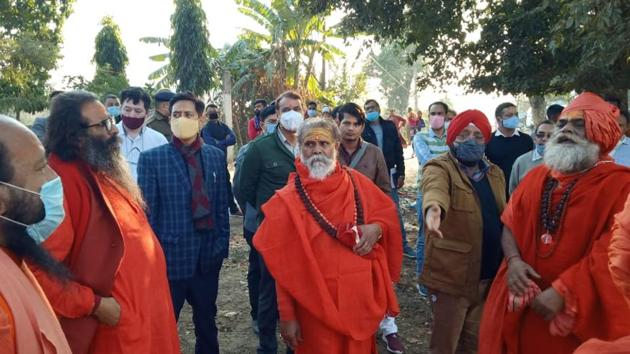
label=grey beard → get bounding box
[544,135,600,174]
[301,153,336,180]
[81,135,146,208]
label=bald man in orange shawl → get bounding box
[254,118,402,353]
[573,194,630,353]
[479,92,630,354]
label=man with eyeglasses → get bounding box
[485,102,534,197]
[31,90,180,354]
[421,110,506,354]
[115,87,167,181]
[508,120,555,194]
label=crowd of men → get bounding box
[1,86,630,354]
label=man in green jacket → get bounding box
[238,90,303,354]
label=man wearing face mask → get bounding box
[201,103,240,215]
[307,101,319,118]
[248,99,268,140]
[485,102,534,197]
[412,101,451,297]
[239,90,304,354]
[362,99,411,258]
[147,89,176,141]
[509,120,555,194]
[115,87,167,181]
[103,94,122,123]
[0,115,72,354]
[232,103,278,336]
[421,110,506,354]
[138,92,230,354]
[33,91,180,354]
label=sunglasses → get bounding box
[83,116,115,132]
[535,132,552,139]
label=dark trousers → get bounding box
[244,228,261,321]
[226,169,238,212]
[170,262,223,354]
[257,258,294,354]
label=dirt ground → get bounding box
[178,149,432,353]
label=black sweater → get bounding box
[485,131,533,196]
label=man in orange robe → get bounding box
[574,193,630,353]
[0,115,71,353]
[31,91,180,354]
[254,118,402,353]
[479,92,630,353]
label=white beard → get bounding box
[544,133,600,174]
[301,153,336,180]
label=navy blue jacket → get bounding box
[137,142,230,280]
[362,117,405,180]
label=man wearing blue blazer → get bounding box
[138,92,230,354]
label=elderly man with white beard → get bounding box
[480,92,630,354]
[253,118,402,353]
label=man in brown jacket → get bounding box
[421,110,506,354]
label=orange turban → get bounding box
[446,109,492,145]
[562,92,621,155]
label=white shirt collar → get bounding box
[117,122,146,139]
[494,129,521,137]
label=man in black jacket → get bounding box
[362,99,411,259]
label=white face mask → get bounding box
[280,110,304,132]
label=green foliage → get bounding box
[140,36,174,88]
[326,61,367,104]
[0,0,74,115]
[86,65,129,100]
[305,0,630,98]
[170,0,216,95]
[93,16,128,75]
[366,43,419,113]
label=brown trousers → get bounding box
[429,280,490,354]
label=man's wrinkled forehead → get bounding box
[559,110,584,121]
[303,127,334,144]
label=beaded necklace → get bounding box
[537,160,612,257]
[294,168,364,238]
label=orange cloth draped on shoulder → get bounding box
[31,156,180,354]
[479,162,630,354]
[253,160,402,354]
[0,247,71,354]
[573,193,630,354]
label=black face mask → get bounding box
[208,112,219,120]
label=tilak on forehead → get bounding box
[304,127,334,142]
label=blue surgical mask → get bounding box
[536,143,545,156]
[265,122,278,134]
[0,177,65,243]
[366,111,380,122]
[502,115,520,129]
[453,140,486,166]
[307,109,317,118]
[107,106,121,117]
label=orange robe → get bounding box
[254,161,402,354]
[0,248,71,354]
[573,193,630,353]
[479,162,630,354]
[32,157,180,354]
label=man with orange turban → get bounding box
[479,92,630,354]
[253,118,402,353]
[573,193,630,353]
[421,109,507,353]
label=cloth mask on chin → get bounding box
[171,118,199,140]
[280,110,304,132]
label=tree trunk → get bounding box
[222,69,234,162]
[320,54,326,90]
[528,95,546,126]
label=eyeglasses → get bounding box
[535,132,553,139]
[83,116,114,132]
